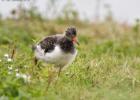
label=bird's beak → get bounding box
[72,37,79,45]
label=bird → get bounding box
[32,27,79,77]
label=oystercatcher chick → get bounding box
[33,27,79,78]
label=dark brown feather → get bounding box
[39,35,75,54]
[39,36,57,53]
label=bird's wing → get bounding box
[39,36,57,53]
[39,35,63,53]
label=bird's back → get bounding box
[33,34,77,66]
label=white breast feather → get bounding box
[35,45,77,67]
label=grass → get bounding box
[0,19,140,100]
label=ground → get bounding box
[0,19,140,100]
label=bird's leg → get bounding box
[37,63,41,70]
[46,66,63,91]
[46,67,58,91]
[34,57,38,66]
[33,57,41,69]
[52,66,63,87]
[58,66,62,77]
[32,57,38,74]
[32,57,39,76]
[33,57,42,80]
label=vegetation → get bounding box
[0,2,140,100]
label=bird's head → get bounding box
[65,27,79,45]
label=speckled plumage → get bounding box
[33,27,78,69]
[39,35,75,54]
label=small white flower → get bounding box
[8,71,12,75]
[15,69,19,72]
[8,66,13,75]
[7,58,12,62]
[16,73,31,82]
[8,66,13,70]
[16,73,20,77]
[4,54,9,58]
[22,74,28,79]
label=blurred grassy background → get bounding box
[0,1,140,100]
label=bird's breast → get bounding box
[35,45,77,66]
